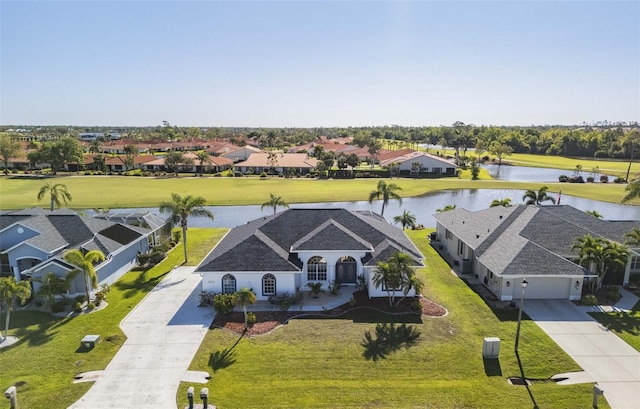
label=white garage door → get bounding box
[520,277,572,300]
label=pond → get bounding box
[104,189,640,229]
[481,164,615,182]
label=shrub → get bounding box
[558,175,569,182]
[356,274,367,291]
[198,290,216,306]
[411,299,422,311]
[328,280,342,295]
[73,302,83,313]
[86,302,96,311]
[75,294,87,304]
[614,177,626,183]
[306,282,324,298]
[268,292,302,311]
[259,171,268,179]
[581,294,598,306]
[604,286,621,303]
[172,230,182,244]
[600,175,609,183]
[586,176,595,183]
[213,293,236,315]
[348,298,357,307]
[246,312,257,326]
[51,300,67,313]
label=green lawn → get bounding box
[0,228,227,409]
[177,230,607,409]
[0,173,633,209]
[589,300,640,352]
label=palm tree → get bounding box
[585,210,603,219]
[368,180,403,216]
[393,210,416,230]
[261,193,289,215]
[0,277,32,341]
[35,272,67,311]
[572,235,629,293]
[624,227,640,247]
[372,252,423,307]
[522,186,556,205]
[159,193,214,263]
[490,198,512,208]
[196,151,212,176]
[621,177,640,203]
[436,204,457,212]
[64,249,105,303]
[235,287,256,326]
[37,182,72,211]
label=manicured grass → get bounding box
[507,153,637,177]
[589,304,640,352]
[0,173,632,209]
[0,228,227,409]
[177,229,607,409]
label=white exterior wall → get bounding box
[297,250,367,290]
[201,271,298,301]
[498,276,582,301]
[396,155,455,172]
[364,266,417,298]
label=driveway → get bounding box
[68,266,214,409]
[524,300,640,409]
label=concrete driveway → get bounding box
[524,300,640,409]
[68,266,214,409]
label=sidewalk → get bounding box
[68,266,214,409]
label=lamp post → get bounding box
[514,278,528,353]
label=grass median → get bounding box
[0,228,227,409]
[177,229,607,409]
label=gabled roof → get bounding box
[234,153,318,169]
[196,208,423,273]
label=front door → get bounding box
[336,261,357,284]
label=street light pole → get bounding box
[514,278,528,353]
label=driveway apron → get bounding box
[524,300,640,409]
[68,266,213,409]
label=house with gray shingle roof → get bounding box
[195,208,424,300]
[0,208,166,298]
[433,205,640,301]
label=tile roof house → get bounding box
[195,208,424,300]
[233,153,318,175]
[433,205,640,300]
[0,208,165,297]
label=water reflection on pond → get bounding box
[108,189,640,229]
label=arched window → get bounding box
[222,274,236,294]
[262,274,276,296]
[307,256,327,281]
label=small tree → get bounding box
[35,272,67,311]
[37,182,72,211]
[522,186,556,205]
[64,249,106,303]
[372,252,423,308]
[0,277,32,341]
[261,193,289,215]
[393,210,416,230]
[489,142,513,166]
[235,287,257,326]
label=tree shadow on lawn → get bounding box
[361,323,421,362]
[589,311,639,337]
[209,333,243,372]
[295,308,422,325]
[113,268,170,299]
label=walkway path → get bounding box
[524,296,640,409]
[68,266,214,409]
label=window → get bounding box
[307,256,327,281]
[433,167,442,174]
[262,274,276,296]
[222,274,236,294]
[631,256,640,271]
[445,229,452,240]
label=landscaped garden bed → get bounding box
[212,291,447,337]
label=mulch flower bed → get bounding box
[212,291,447,337]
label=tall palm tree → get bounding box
[64,249,105,303]
[0,276,32,341]
[235,287,257,326]
[522,186,556,205]
[35,272,67,311]
[261,193,289,215]
[159,193,214,263]
[621,177,640,203]
[368,180,403,216]
[624,227,640,247]
[37,182,72,211]
[196,151,212,176]
[393,210,416,230]
[490,198,512,208]
[572,235,629,293]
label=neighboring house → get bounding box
[221,145,263,162]
[93,211,172,247]
[196,208,424,300]
[0,208,162,296]
[233,153,318,175]
[379,150,458,175]
[433,205,640,301]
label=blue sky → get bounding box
[1,1,638,127]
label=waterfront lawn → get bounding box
[0,228,226,409]
[178,230,606,409]
[0,174,630,210]
[589,301,640,352]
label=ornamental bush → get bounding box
[213,293,236,315]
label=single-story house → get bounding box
[379,150,458,175]
[195,208,424,300]
[221,145,263,162]
[433,205,640,301]
[233,153,318,175]
[0,208,165,297]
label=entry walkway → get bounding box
[524,299,640,409]
[68,266,214,409]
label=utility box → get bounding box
[482,337,500,359]
[81,334,100,349]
